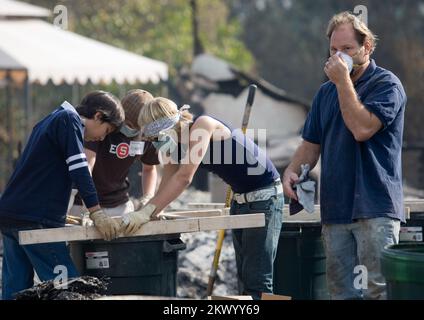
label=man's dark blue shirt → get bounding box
[302,59,406,224]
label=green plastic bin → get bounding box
[381,243,424,300]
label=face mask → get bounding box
[152,134,177,154]
[336,47,365,73]
[336,51,353,73]
[120,124,140,138]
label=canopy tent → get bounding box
[0,14,168,189]
[0,0,50,18]
[0,47,25,71]
[0,19,168,85]
[0,47,28,185]
[0,47,27,86]
[0,46,28,89]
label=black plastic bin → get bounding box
[69,234,186,297]
[273,222,330,300]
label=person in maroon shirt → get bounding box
[69,89,159,219]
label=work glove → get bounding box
[121,204,156,236]
[140,194,153,207]
[81,212,94,227]
[134,194,154,210]
[90,209,121,241]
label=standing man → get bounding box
[69,89,159,218]
[283,12,406,300]
[0,91,125,299]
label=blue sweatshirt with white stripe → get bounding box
[0,101,99,227]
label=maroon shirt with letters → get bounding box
[75,132,159,208]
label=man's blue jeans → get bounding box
[1,224,79,300]
[231,193,284,300]
[322,217,400,300]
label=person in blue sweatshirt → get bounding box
[0,90,125,299]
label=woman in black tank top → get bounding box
[122,97,283,299]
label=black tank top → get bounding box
[177,116,279,193]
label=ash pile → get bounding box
[14,276,107,300]
[177,230,238,298]
[169,188,238,299]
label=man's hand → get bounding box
[90,210,121,241]
[283,171,300,201]
[324,54,351,85]
[121,204,157,236]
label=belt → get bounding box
[233,179,283,204]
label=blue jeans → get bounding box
[322,217,400,300]
[230,193,284,300]
[1,224,79,300]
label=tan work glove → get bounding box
[90,209,121,241]
[121,203,156,236]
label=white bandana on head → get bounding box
[142,104,191,138]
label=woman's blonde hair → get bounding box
[138,97,193,135]
[326,11,378,54]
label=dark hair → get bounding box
[76,91,125,129]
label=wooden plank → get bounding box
[261,293,292,300]
[19,219,197,245]
[161,209,223,219]
[198,214,264,231]
[163,208,230,219]
[404,199,424,213]
[21,197,424,246]
[184,200,424,224]
[19,213,265,245]
[187,203,226,209]
[186,203,321,221]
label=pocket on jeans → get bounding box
[248,199,273,213]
